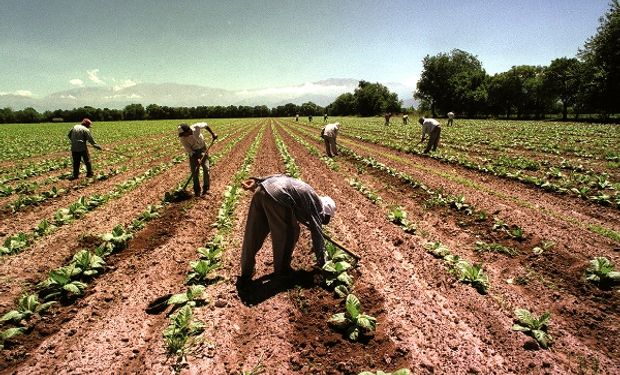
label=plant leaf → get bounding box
[345,294,361,320]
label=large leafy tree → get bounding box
[415,49,487,117]
[487,65,549,118]
[353,81,401,117]
[330,93,356,115]
[543,58,584,120]
[579,0,620,114]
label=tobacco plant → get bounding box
[0,294,55,324]
[71,250,106,277]
[585,257,620,285]
[387,206,416,234]
[167,285,209,308]
[328,294,377,341]
[163,304,206,357]
[0,327,25,350]
[512,308,553,349]
[38,265,88,300]
[456,261,489,294]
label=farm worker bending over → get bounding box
[447,111,455,126]
[321,122,340,157]
[239,174,336,282]
[67,118,102,180]
[178,122,218,197]
[418,117,442,154]
[403,114,409,125]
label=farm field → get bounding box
[0,117,619,374]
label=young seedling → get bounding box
[0,327,25,350]
[585,257,620,285]
[71,250,106,277]
[456,261,490,294]
[387,206,417,234]
[475,241,518,256]
[0,294,56,324]
[163,305,205,360]
[167,285,209,308]
[38,265,88,301]
[328,294,377,341]
[512,308,553,349]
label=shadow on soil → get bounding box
[235,269,321,306]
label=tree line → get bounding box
[1,1,617,124]
[0,80,401,124]
[414,1,619,120]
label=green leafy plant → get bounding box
[512,308,553,349]
[185,259,221,285]
[328,294,377,341]
[456,261,489,294]
[0,233,30,255]
[163,305,205,357]
[167,285,208,308]
[71,250,106,277]
[585,257,620,284]
[0,294,56,324]
[0,327,26,350]
[38,265,88,300]
[424,241,451,258]
[96,225,133,257]
[475,241,518,256]
[34,219,57,237]
[387,206,417,234]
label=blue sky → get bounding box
[0,0,610,98]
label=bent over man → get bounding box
[418,117,442,153]
[320,122,340,157]
[178,122,217,197]
[67,118,102,180]
[239,174,336,282]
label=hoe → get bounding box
[165,138,216,202]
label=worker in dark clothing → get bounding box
[238,174,336,282]
[67,118,102,180]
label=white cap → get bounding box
[334,122,340,128]
[320,196,336,216]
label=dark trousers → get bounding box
[72,150,92,177]
[424,126,441,153]
[240,187,299,278]
[189,150,209,195]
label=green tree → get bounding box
[578,0,620,115]
[415,49,488,117]
[543,58,584,120]
[123,104,145,120]
[354,81,401,116]
[330,92,356,115]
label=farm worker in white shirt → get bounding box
[447,111,455,126]
[177,122,217,197]
[320,122,340,157]
[418,117,442,154]
[67,118,102,180]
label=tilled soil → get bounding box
[0,119,618,375]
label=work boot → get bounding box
[86,173,94,178]
[68,175,78,180]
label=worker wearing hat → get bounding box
[239,174,336,282]
[178,122,217,197]
[67,118,102,180]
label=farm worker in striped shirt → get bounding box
[447,111,455,126]
[67,118,102,180]
[238,174,336,283]
[418,117,442,153]
[178,122,218,197]
[321,122,340,157]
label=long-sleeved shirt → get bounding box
[179,122,211,155]
[256,174,326,259]
[67,124,98,152]
[321,123,339,138]
[421,118,441,136]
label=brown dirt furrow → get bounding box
[279,121,619,374]
[0,122,262,374]
[0,138,234,311]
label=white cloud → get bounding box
[87,69,105,84]
[235,82,353,99]
[0,90,34,97]
[70,79,84,86]
[60,94,77,99]
[103,93,142,99]
[112,79,137,91]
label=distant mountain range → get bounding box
[0,78,417,111]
